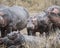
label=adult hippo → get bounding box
[27,12,53,36]
[0,6,29,37]
[0,31,46,48]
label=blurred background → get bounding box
[0,0,60,13]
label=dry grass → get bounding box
[0,0,60,13]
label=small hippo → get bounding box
[27,12,53,36]
[48,12,60,31]
[0,5,29,37]
[45,5,60,31]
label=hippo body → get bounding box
[0,31,45,48]
[0,6,29,37]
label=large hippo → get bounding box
[0,6,29,37]
[27,12,53,36]
[0,31,46,48]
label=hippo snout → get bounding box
[27,24,35,30]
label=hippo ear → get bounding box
[0,12,4,16]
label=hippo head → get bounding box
[27,16,38,30]
[49,8,60,16]
[0,12,7,27]
[8,45,16,48]
[45,6,60,16]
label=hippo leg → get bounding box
[1,26,13,37]
[27,30,33,35]
[39,31,43,36]
[1,29,6,37]
[27,29,36,36]
[45,31,49,37]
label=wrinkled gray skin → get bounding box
[0,6,29,37]
[27,12,53,36]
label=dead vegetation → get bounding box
[0,0,60,13]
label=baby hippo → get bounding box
[27,12,53,36]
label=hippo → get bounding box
[48,12,60,31]
[45,5,60,31]
[0,6,29,37]
[27,12,53,36]
[0,31,46,48]
[45,5,60,15]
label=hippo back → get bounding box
[8,6,29,30]
[0,6,29,30]
[0,5,9,11]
